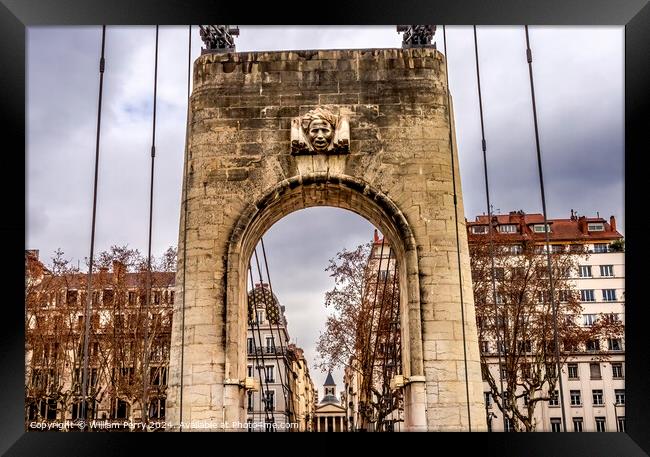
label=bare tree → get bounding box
[316,241,402,431]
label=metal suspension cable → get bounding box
[471,25,508,432]
[142,24,159,428]
[179,23,192,433]
[369,247,393,430]
[80,24,106,429]
[361,237,385,428]
[259,238,296,424]
[375,250,398,429]
[253,245,290,424]
[524,25,568,432]
[248,266,275,427]
[442,25,473,432]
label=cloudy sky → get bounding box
[26,26,624,391]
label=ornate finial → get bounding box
[397,25,437,49]
[199,25,240,54]
[290,108,350,156]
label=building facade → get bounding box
[25,253,314,432]
[25,251,174,429]
[467,211,625,432]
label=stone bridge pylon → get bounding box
[166,46,486,431]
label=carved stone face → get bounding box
[308,119,334,151]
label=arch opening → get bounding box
[224,174,426,430]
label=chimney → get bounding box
[578,216,588,234]
[26,249,39,260]
[113,260,126,283]
[609,215,617,233]
[374,229,380,243]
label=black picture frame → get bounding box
[2,0,649,455]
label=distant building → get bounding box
[313,372,347,432]
[245,283,315,431]
[343,230,403,432]
[467,210,625,432]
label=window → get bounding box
[593,243,609,253]
[551,244,565,253]
[509,244,523,255]
[247,338,254,355]
[572,417,583,432]
[569,244,585,253]
[500,365,507,379]
[103,289,114,305]
[149,398,165,419]
[570,390,581,406]
[615,389,625,405]
[586,339,600,351]
[588,223,605,232]
[247,365,253,378]
[533,224,552,233]
[66,290,78,305]
[590,363,602,380]
[498,224,517,233]
[169,291,175,304]
[497,343,509,355]
[247,391,254,412]
[494,267,505,281]
[583,314,597,326]
[256,310,264,324]
[549,390,559,406]
[537,290,550,303]
[580,290,595,302]
[484,392,492,408]
[495,293,504,305]
[602,289,617,301]
[265,365,274,383]
[612,363,623,379]
[152,291,161,305]
[592,389,604,405]
[45,398,58,420]
[550,418,562,432]
[264,390,275,411]
[265,337,275,354]
[595,417,606,432]
[128,291,136,306]
[112,399,129,419]
[600,265,614,277]
[568,363,579,379]
[471,225,488,234]
[480,340,489,354]
[578,265,592,278]
[517,340,532,353]
[511,267,525,279]
[150,367,167,386]
[378,270,389,281]
[608,338,622,351]
[617,417,626,433]
[504,417,514,432]
[558,290,570,302]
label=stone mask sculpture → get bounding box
[291,108,350,155]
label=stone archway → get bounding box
[167,47,486,431]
